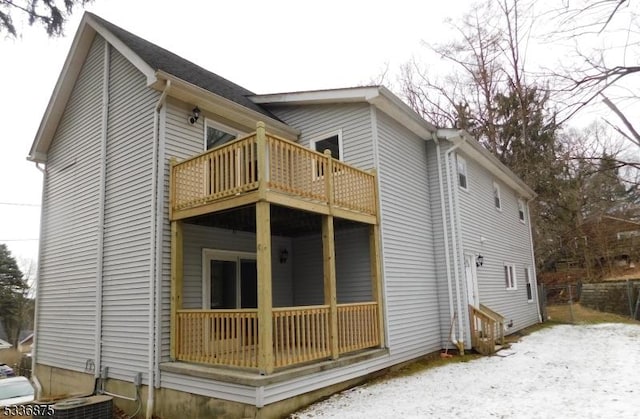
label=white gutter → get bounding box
[94,40,110,382]
[433,134,458,348]
[31,162,46,399]
[147,80,171,419]
[526,198,542,322]
[444,135,467,349]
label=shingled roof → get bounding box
[88,13,278,120]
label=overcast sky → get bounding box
[0,0,636,269]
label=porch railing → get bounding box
[170,129,377,218]
[273,305,331,367]
[175,302,380,370]
[337,302,380,354]
[469,304,505,355]
[176,309,259,368]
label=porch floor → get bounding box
[161,348,389,387]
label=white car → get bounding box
[0,377,35,406]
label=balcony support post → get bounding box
[256,121,268,200]
[256,200,274,374]
[369,169,384,348]
[170,220,183,360]
[322,215,339,359]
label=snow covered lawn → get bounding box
[291,324,639,418]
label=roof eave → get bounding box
[156,71,299,139]
[438,128,536,199]
[251,86,436,139]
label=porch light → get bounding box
[188,107,201,124]
[279,248,289,264]
[476,254,484,267]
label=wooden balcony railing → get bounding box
[469,304,505,355]
[337,302,380,354]
[170,126,377,220]
[175,302,380,370]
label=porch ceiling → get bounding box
[187,204,362,237]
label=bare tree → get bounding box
[0,0,91,38]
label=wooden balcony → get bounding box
[175,302,380,370]
[170,122,378,224]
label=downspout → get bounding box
[94,40,110,383]
[147,79,171,419]
[443,135,467,350]
[31,162,47,399]
[432,134,458,348]
[526,198,542,322]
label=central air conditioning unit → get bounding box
[33,395,113,419]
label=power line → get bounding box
[0,202,40,207]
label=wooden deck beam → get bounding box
[323,215,339,360]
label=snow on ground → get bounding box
[291,324,640,419]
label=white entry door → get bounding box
[464,254,480,308]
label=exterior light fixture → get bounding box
[476,254,484,267]
[280,248,289,264]
[188,107,201,124]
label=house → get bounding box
[27,13,540,419]
[0,339,11,351]
[18,333,34,354]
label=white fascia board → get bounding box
[157,71,299,140]
[28,18,97,162]
[250,86,381,105]
[437,128,536,199]
[86,15,157,86]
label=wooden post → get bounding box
[323,215,339,359]
[256,201,274,374]
[169,157,177,221]
[369,224,384,348]
[256,121,268,200]
[170,220,183,360]
[324,150,334,209]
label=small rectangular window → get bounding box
[493,182,502,210]
[310,131,343,177]
[457,155,468,190]
[504,263,516,290]
[524,267,533,302]
[518,199,526,222]
[204,119,243,150]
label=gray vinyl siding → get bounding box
[455,152,538,330]
[36,36,104,371]
[160,372,256,405]
[180,224,293,309]
[375,111,441,356]
[267,104,374,169]
[100,47,159,382]
[159,99,204,362]
[292,227,372,305]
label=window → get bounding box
[493,182,502,210]
[524,267,533,302]
[504,263,517,290]
[310,130,343,177]
[205,119,243,150]
[310,131,342,160]
[518,199,526,223]
[456,155,468,190]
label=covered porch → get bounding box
[169,123,384,374]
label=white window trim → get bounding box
[524,266,533,302]
[201,249,256,309]
[493,181,502,211]
[518,199,526,223]
[504,263,517,290]
[456,154,468,191]
[203,118,246,150]
[309,129,344,161]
